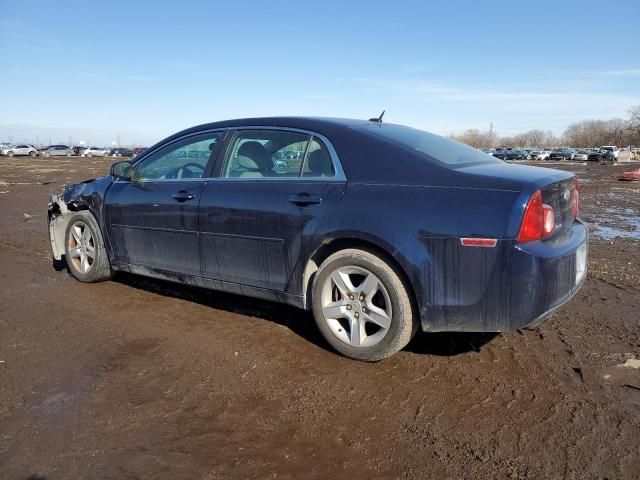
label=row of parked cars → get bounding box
[0,143,146,158]
[481,146,620,162]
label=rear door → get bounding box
[104,130,226,275]
[198,128,346,293]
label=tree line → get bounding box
[449,106,640,149]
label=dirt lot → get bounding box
[1,155,639,479]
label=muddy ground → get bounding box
[0,156,639,479]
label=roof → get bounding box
[173,116,373,140]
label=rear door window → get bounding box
[220,129,336,179]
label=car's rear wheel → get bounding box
[7,151,13,157]
[311,248,417,361]
[64,212,112,282]
[29,151,36,157]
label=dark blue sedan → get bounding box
[48,117,587,361]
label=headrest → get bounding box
[308,149,333,176]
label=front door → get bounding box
[198,128,346,292]
[104,130,225,275]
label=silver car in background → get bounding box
[39,145,72,157]
[573,150,589,161]
[1,144,38,157]
[82,146,109,157]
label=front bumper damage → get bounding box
[48,193,70,261]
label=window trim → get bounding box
[116,128,229,184]
[212,126,346,182]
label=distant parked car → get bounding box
[573,150,589,161]
[492,149,508,160]
[505,149,529,161]
[548,148,574,161]
[39,145,72,157]
[83,147,109,157]
[0,144,38,157]
[598,147,618,163]
[587,150,601,161]
[109,148,135,157]
[481,148,495,156]
[599,145,619,160]
[528,150,549,161]
[133,147,147,156]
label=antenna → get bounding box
[369,110,385,123]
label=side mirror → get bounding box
[110,160,132,180]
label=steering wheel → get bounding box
[174,162,205,179]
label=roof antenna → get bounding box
[369,110,385,123]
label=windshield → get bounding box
[356,124,501,167]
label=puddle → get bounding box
[587,206,640,240]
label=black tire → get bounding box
[29,151,36,157]
[64,211,112,282]
[311,248,417,362]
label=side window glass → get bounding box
[221,129,311,178]
[301,138,335,177]
[133,132,223,181]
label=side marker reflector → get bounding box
[460,238,497,247]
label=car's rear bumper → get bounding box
[420,220,588,332]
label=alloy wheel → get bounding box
[320,266,392,348]
[67,221,95,273]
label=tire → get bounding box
[86,153,92,158]
[311,248,417,361]
[64,211,112,282]
[44,152,50,158]
[29,151,36,157]
[7,151,13,157]
[67,152,71,157]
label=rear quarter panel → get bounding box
[308,182,523,330]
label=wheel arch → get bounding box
[301,236,420,315]
[48,197,101,261]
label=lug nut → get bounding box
[348,294,354,300]
[354,312,359,318]
[359,295,364,301]
[346,305,352,310]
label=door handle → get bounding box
[289,193,322,206]
[172,190,196,202]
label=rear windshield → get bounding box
[356,123,501,167]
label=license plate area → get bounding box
[576,243,587,285]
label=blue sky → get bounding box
[1,0,639,146]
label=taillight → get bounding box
[517,190,555,243]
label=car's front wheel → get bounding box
[312,248,417,361]
[64,212,112,282]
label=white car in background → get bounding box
[82,146,109,157]
[1,144,38,157]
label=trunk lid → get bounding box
[456,162,576,239]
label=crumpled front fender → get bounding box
[48,194,70,260]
